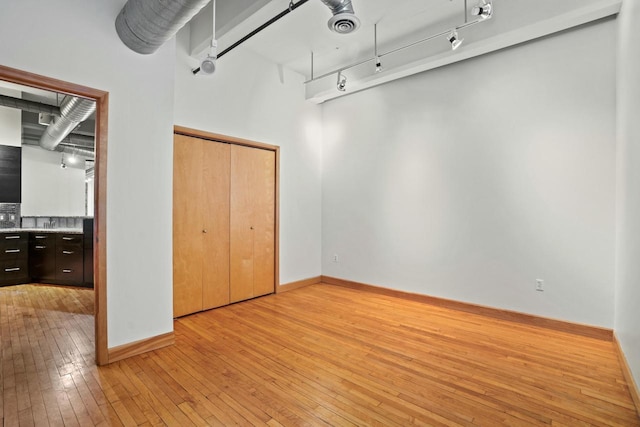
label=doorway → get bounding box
[0,65,108,365]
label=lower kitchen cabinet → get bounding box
[29,232,56,282]
[55,233,84,286]
[1,231,91,288]
[0,232,29,286]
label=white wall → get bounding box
[322,20,617,327]
[174,27,323,285]
[0,88,21,147]
[21,146,85,216]
[615,0,640,390]
[0,0,175,347]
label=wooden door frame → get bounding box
[0,65,109,366]
[174,125,280,294]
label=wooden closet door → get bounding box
[202,141,231,310]
[230,145,276,303]
[173,135,204,318]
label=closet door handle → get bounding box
[202,229,208,234]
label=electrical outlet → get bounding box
[535,279,544,292]
[333,254,339,263]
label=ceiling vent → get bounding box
[321,0,361,34]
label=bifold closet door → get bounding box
[230,145,276,303]
[202,141,230,310]
[173,135,230,318]
[173,135,204,317]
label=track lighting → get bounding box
[471,0,493,20]
[192,0,218,76]
[199,41,218,75]
[60,154,67,169]
[447,30,464,50]
[375,56,383,73]
[337,71,347,91]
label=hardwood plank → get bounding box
[2,283,639,426]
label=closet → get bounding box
[173,130,277,318]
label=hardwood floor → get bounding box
[1,283,638,426]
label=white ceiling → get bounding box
[188,0,620,103]
[196,0,466,78]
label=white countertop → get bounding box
[0,228,83,234]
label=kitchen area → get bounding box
[0,81,94,288]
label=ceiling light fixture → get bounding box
[68,149,78,165]
[337,71,347,91]
[374,24,383,73]
[304,1,494,86]
[192,0,218,76]
[447,30,464,50]
[471,0,493,20]
[60,154,67,169]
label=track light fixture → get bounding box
[471,0,493,20]
[373,24,383,73]
[337,71,347,91]
[60,154,67,169]
[447,30,464,50]
[375,56,383,73]
[304,1,496,88]
[198,40,218,75]
[192,0,218,76]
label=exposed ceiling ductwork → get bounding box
[0,94,60,116]
[39,96,95,151]
[116,0,210,54]
[22,139,95,160]
[321,0,360,34]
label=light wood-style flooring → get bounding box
[1,283,638,426]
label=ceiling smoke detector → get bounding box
[328,13,361,34]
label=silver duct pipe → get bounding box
[321,0,360,34]
[39,96,95,151]
[0,94,60,116]
[57,144,95,160]
[116,0,210,54]
[22,139,95,160]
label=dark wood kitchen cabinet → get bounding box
[0,232,29,286]
[55,233,84,286]
[29,232,57,282]
[0,145,21,203]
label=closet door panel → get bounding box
[230,145,275,302]
[173,135,205,318]
[230,145,256,303]
[202,141,231,310]
[252,148,276,298]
